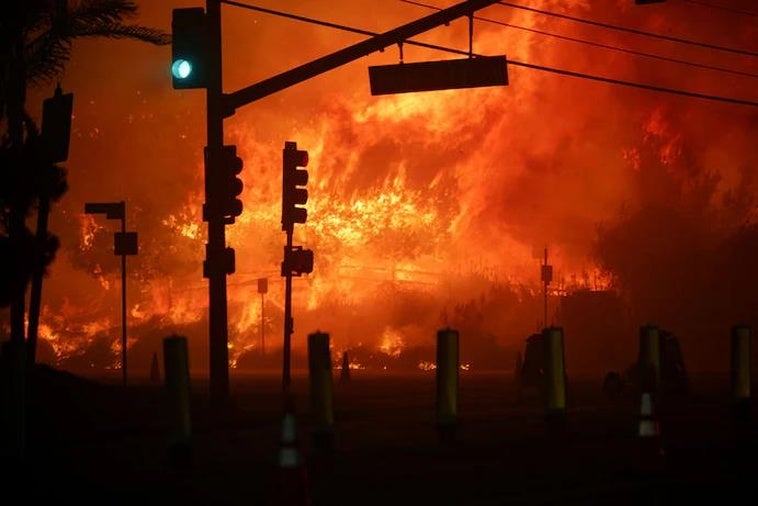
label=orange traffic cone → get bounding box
[273,396,311,506]
[636,391,665,473]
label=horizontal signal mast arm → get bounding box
[222,0,501,115]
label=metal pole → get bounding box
[260,292,265,354]
[27,195,50,367]
[206,0,230,404]
[121,201,127,387]
[543,248,548,329]
[283,233,294,392]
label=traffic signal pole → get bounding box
[205,0,231,404]
[222,0,503,114]
[283,232,294,392]
[175,0,504,406]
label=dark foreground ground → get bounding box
[4,366,758,505]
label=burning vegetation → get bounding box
[3,0,756,377]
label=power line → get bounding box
[497,1,758,57]
[220,0,758,107]
[683,0,757,17]
[403,0,758,78]
[508,59,757,107]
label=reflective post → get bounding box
[436,328,459,442]
[731,325,752,422]
[543,326,567,432]
[308,331,334,450]
[164,334,192,468]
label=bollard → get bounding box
[436,328,459,442]
[638,324,661,392]
[308,331,334,450]
[730,325,752,422]
[543,326,567,434]
[163,334,192,469]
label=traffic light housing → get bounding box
[203,246,235,277]
[171,7,208,89]
[219,145,243,222]
[282,141,309,233]
[282,246,314,276]
[204,145,243,223]
[41,85,73,163]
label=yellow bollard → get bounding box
[436,328,459,441]
[638,324,661,392]
[731,324,752,421]
[163,334,192,468]
[308,331,334,448]
[543,326,567,422]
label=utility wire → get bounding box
[683,0,757,17]
[403,0,758,78]
[496,1,758,57]
[220,0,758,107]
[222,0,479,55]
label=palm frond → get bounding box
[24,34,72,86]
[21,0,169,85]
[70,0,139,26]
[71,22,170,45]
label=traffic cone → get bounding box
[273,396,311,506]
[150,351,160,383]
[636,391,665,474]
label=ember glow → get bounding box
[5,0,756,376]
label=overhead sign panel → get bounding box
[368,55,508,96]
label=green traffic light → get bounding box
[172,59,193,80]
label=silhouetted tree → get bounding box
[0,1,169,356]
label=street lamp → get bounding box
[84,201,138,386]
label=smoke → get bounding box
[7,0,756,375]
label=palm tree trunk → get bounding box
[4,20,28,461]
[27,195,50,367]
[8,19,27,347]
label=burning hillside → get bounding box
[3,0,756,376]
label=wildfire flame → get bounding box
[6,0,755,375]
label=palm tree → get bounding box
[1,0,170,363]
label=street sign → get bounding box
[258,278,268,294]
[84,202,125,220]
[369,55,508,95]
[114,232,138,256]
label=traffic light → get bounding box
[203,246,235,277]
[171,7,208,89]
[282,246,314,276]
[41,85,73,163]
[217,145,244,222]
[282,141,309,233]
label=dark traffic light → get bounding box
[204,145,243,223]
[171,7,208,89]
[282,141,309,233]
[282,246,314,277]
[218,145,243,222]
[41,85,74,163]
